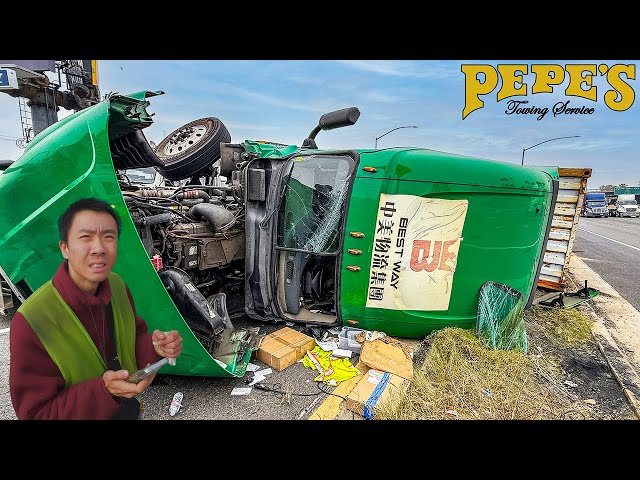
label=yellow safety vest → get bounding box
[18,272,138,387]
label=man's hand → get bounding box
[152,329,183,359]
[103,369,156,398]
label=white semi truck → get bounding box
[614,193,639,217]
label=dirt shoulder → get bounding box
[565,253,640,416]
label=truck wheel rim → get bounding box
[160,123,209,157]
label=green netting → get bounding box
[476,281,528,353]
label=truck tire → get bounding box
[155,117,231,181]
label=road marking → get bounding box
[578,228,640,252]
[0,327,9,335]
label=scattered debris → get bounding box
[534,280,600,309]
[297,397,320,420]
[346,369,409,419]
[230,387,252,396]
[255,327,316,371]
[331,348,353,359]
[481,388,494,398]
[302,346,360,386]
[338,326,365,353]
[247,367,273,386]
[169,392,183,416]
[359,335,414,379]
[315,337,339,352]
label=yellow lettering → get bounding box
[496,64,527,101]
[565,64,597,101]
[462,64,499,119]
[531,64,565,93]
[604,64,635,112]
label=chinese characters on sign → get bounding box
[365,194,468,311]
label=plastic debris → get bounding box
[247,367,273,386]
[331,348,353,359]
[246,363,261,372]
[230,387,252,396]
[481,388,495,398]
[169,392,183,416]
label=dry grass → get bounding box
[525,305,594,348]
[374,306,597,420]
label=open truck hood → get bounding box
[0,91,246,378]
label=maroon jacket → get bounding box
[9,261,161,420]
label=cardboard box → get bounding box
[346,369,409,419]
[256,327,316,371]
[360,336,414,379]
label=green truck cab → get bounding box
[0,90,557,378]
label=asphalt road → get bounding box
[0,310,339,420]
[572,215,640,312]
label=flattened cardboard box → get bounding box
[256,327,316,371]
[346,369,409,419]
[360,336,414,379]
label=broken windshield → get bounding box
[277,155,353,254]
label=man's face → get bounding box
[59,209,119,295]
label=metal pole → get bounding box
[28,89,59,138]
[521,135,581,166]
[375,125,418,149]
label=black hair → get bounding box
[58,197,122,242]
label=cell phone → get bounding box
[127,358,169,383]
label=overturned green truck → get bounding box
[0,90,557,378]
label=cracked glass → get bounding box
[277,155,353,254]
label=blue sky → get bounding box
[1,60,638,189]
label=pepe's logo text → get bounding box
[505,99,594,121]
[461,64,636,120]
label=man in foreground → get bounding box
[9,197,183,419]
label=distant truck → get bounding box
[581,191,608,217]
[612,193,639,217]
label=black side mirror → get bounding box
[302,107,360,149]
